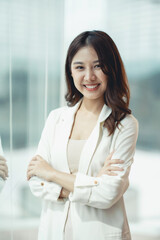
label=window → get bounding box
[0,0,159,239]
[0,1,64,239]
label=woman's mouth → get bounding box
[83,83,100,91]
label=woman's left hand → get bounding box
[97,151,124,177]
[27,155,55,181]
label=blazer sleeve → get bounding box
[28,110,63,202]
[69,115,139,209]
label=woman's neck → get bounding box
[79,98,104,116]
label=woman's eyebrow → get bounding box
[73,60,99,65]
[73,61,83,65]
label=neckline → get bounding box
[71,99,112,124]
[69,138,87,141]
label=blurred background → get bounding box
[0,0,160,239]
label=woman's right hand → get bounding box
[0,155,8,180]
[97,151,124,177]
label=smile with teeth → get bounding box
[83,83,100,90]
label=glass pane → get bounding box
[0,1,64,239]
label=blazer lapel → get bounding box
[53,100,82,173]
[78,122,100,174]
[78,104,112,175]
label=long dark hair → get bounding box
[65,30,131,135]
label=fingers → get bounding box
[27,155,50,181]
[105,151,124,165]
[0,158,8,179]
[0,167,8,180]
[105,150,115,161]
[28,156,39,168]
[33,155,44,162]
[27,173,31,181]
[27,163,34,180]
[27,162,35,179]
[0,158,7,170]
[59,188,70,198]
[103,164,124,176]
[28,161,36,168]
[30,156,38,162]
[0,160,7,167]
[106,171,118,176]
[0,164,8,174]
[36,155,44,160]
[105,150,123,164]
[27,165,36,180]
[97,153,125,177]
[107,159,124,165]
[0,155,7,162]
[27,155,44,180]
[29,155,44,165]
[0,170,6,180]
[107,166,124,172]
[99,166,124,177]
[30,155,41,162]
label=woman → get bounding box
[0,138,8,191]
[27,30,138,240]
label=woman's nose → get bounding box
[84,69,96,81]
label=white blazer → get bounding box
[29,100,138,240]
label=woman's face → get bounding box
[71,46,107,102]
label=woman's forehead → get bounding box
[71,46,99,63]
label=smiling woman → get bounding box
[27,30,138,240]
[65,30,131,135]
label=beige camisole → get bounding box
[64,139,86,240]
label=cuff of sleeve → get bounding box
[42,180,62,201]
[69,172,101,203]
[29,177,62,202]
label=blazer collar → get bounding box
[97,103,112,124]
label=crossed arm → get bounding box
[27,113,138,204]
[27,152,124,199]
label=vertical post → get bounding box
[9,0,13,239]
[44,0,49,122]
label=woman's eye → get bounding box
[94,64,101,69]
[76,66,84,70]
